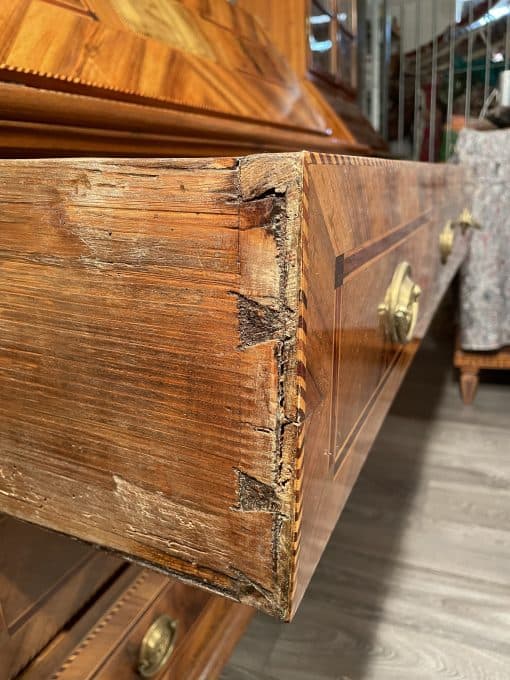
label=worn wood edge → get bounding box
[238,153,304,620]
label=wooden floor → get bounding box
[222,324,510,680]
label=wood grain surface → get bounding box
[0,0,319,128]
[223,323,510,680]
[291,153,468,615]
[0,154,302,619]
[0,153,466,619]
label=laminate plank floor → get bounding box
[222,323,510,680]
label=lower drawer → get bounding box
[21,567,253,680]
[0,516,122,680]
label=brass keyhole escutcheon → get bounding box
[378,261,421,345]
[138,614,178,678]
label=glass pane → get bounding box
[310,0,334,76]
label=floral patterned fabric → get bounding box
[455,128,510,351]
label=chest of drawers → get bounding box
[0,151,468,620]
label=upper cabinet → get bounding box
[0,0,388,156]
[238,0,387,153]
[0,0,368,156]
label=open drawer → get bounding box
[0,152,468,620]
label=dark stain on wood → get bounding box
[234,294,285,349]
[234,470,281,513]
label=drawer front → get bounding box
[0,153,467,621]
[293,155,469,613]
[334,227,430,464]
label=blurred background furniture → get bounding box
[454,127,510,403]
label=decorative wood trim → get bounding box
[343,212,432,280]
[0,82,368,157]
[328,285,343,470]
[291,156,310,606]
[51,571,156,679]
[334,254,344,288]
[40,0,92,15]
[333,349,403,475]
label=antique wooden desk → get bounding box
[0,1,471,677]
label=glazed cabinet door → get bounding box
[0,153,468,620]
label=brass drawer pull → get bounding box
[378,262,421,345]
[439,220,455,264]
[138,614,178,678]
[440,208,480,263]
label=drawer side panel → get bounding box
[0,155,303,619]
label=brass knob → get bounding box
[378,262,421,345]
[440,208,480,264]
[138,615,178,678]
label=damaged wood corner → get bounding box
[234,470,280,512]
[235,152,304,349]
[237,152,305,202]
[235,153,305,622]
[234,294,287,349]
[232,468,293,619]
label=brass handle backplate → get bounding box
[378,261,421,345]
[138,615,178,678]
[440,209,480,263]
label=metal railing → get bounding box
[362,0,510,160]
